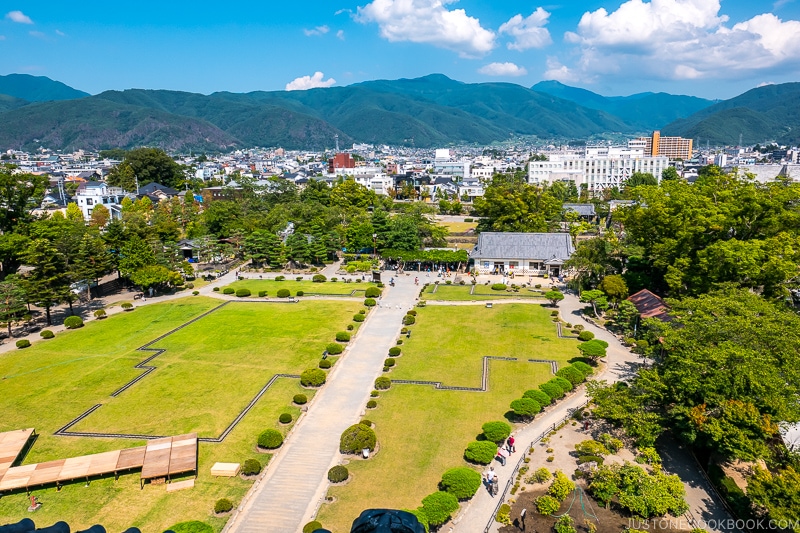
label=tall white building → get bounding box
[529,145,668,193]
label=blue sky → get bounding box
[1,0,799,99]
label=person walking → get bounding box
[496,446,509,466]
[484,466,497,495]
[507,435,516,454]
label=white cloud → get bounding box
[478,62,528,77]
[554,0,800,82]
[55,29,66,37]
[542,58,581,83]
[336,30,345,40]
[303,25,330,37]
[285,72,337,91]
[356,0,495,57]
[29,30,46,40]
[5,10,33,24]
[499,8,552,51]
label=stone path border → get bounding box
[51,300,344,443]
[393,355,558,392]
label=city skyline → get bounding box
[0,0,799,99]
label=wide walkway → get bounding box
[223,275,420,533]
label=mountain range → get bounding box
[0,73,796,152]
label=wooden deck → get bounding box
[0,430,197,492]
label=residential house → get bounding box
[470,232,575,276]
[74,181,131,221]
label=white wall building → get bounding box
[74,181,130,221]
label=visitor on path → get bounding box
[507,435,516,453]
[491,476,499,496]
[484,467,497,495]
[496,446,509,466]
[414,277,419,285]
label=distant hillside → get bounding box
[0,74,89,102]
[532,80,713,131]
[0,94,29,112]
[662,83,800,145]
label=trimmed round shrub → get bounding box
[572,361,594,377]
[235,288,252,297]
[556,366,586,386]
[464,441,497,464]
[577,455,604,465]
[511,398,541,419]
[121,302,134,310]
[223,287,235,295]
[186,282,194,289]
[279,413,293,424]
[366,400,377,409]
[339,423,377,454]
[482,421,512,443]
[241,458,262,476]
[347,324,354,331]
[277,289,291,298]
[303,522,323,533]
[214,498,233,514]
[40,329,55,339]
[312,274,327,283]
[359,308,367,315]
[491,283,507,291]
[169,521,213,533]
[364,286,381,298]
[257,429,283,449]
[353,314,365,323]
[296,291,304,297]
[300,368,327,387]
[550,310,559,316]
[374,376,391,390]
[578,330,595,341]
[328,465,349,483]
[388,347,401,356]
[535,494,561,516]
[548,470,576,501]
[400,327,409,334]
[192,291,199,296]
[64,316,84,329]
[326,343,344,355]
[213,287,220,292]
[420,491,459,527]
[540,381,565,400]
[319,359,332,369]
[402,315,416,326]
[407,509,429,532]
[258,290,268,297]
[94,309,107,319]
[553,376,574,392]
[16,339,31,349]
[385,358,396,368]
[440,467,482,500]
[360,419,373,427]
[364,298,377,307]
[275,275,286,281]
[524,389,552,406]
[336,331,351,342]
[293,393,308,405]
[406,309,417,316]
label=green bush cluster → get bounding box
[257,429,283,449]
[313,274,327,282]
[578,455,604,465]
[339,423,377,454]
[364,286,381,298]
[572,361,594,377]
[464,441,497,464]
[553,376,573,392]
[336,331,351,342]
[406,309,417,316]
[366,400,377,409]
[548,470,576,501]
[277,289,291,298]
[258,290,268,297]
[556,366,586,386]
[326,343,344,355]
[296,290,304,296]
[223,287,235,295]
[539,380,565,400]
[353,314,365,322]
[213,287,220,292]
[523,389,552,406]
[403,315,416,326]
[293,393,308,405]
[375,377,391,390]
[279,413,293,424]
[491,283,507,291]
[555,515,576,533]
[598,433,623,453]
[214,498,233,514]
[328,465,349,483]
[384,358,396,367]
[439,467,482,500]
[575,440,609,456]
[535,494,560,515]
[64,316,84,329]
[319,359,332,369]
[364,298,377,307]
[388,347,401,356]
[510,397,541,419]
[301,368,327,387]
[40,330,55,339]
[420,491,459,527]
[16,339,31,349]
[588,463,688,517]
[481,421,511,443]
[235,288,251,297]
[531,467,551,483]
[578,330,595,341]
[241,459,261,476]
[94,309,107,319]
[121,302,134,310]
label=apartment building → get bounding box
[637,131,693,160]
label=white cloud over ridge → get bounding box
[5,10,33,24]
[285,72,336,91]
[356,0,495,57]
[556,0,800,82]
[304,25,330,37]
[499,8,552,51]
[478,62,528,77]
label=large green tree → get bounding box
[107,148,185,190]
[474,174,562,233]
[0,168,48,233]
[20,239,69,325]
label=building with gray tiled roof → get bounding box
[470,232,575,276]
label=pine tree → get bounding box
[20,239,69,325]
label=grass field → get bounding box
[316,304,580,532]
[0,297,360,532]
[222,279,377,297]
[421,283,546,302]
[438,221,478,233]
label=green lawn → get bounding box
[222,279,377,297]
[421,283,546,302]
[316,304,580,532]
[0,297,360,532]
